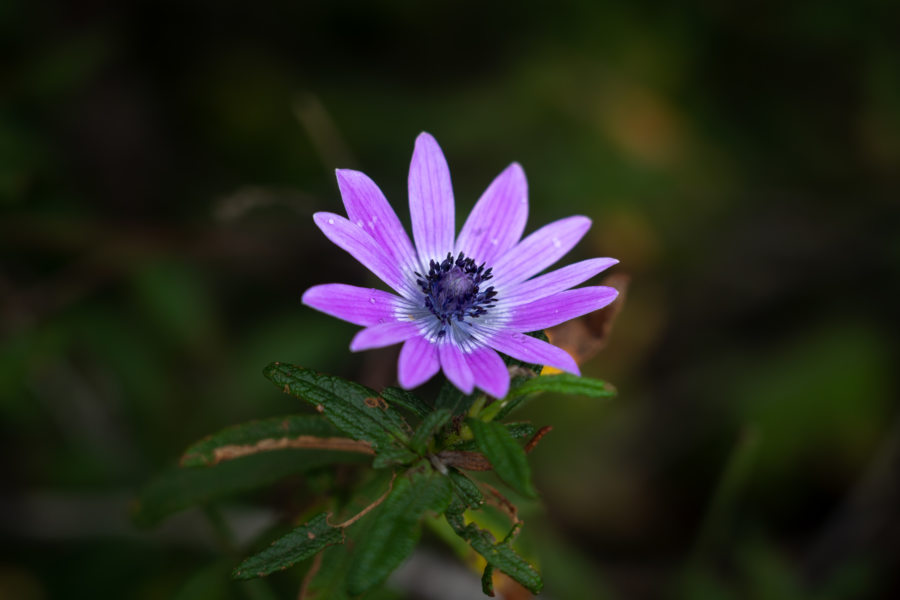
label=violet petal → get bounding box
[507,287,618,332]
[313,212,406,293]
[455,162,528,265]
[502,258,618,306]
[301,283,403,327]
[409,132,455,265]
[398,335,441,389]
[349,320,419,351]
[465,346,510,398]
[488,330,580,375]
[439,343,475,394]
[490,216,591,288]
[336,169,420,281]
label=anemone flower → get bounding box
[302,132,618,398]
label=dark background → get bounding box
[2,1,899,598]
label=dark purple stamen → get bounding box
[415,252,498,337]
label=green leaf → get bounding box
[508,373,616,400]
[347,473,452,595]
[447,422,536,452]
[468,419,536,498]
[133,449,367,527]
[232,513,343,580]
[447,468,483,513]
[445,517,543,594]
[301,544,353,600]
[264,363,410,450]
[434,380,477,416]
[181,415,344,467]
[381,387,432,418]
[410,408,452,455]
[482,564,495,596]
[371,445,417,469]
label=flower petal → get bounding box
[455,162,528,265]
[501,258,618,306]
[490,216,592,289]
[487,330,580,375]
[507,287,618,332]
[314,212,405,293]
[466,347,510,398]
[336,169,419,277]
[349,320,419,351]
[409,132,455,264]
[439,343,474,394]
[398,335,440,389]
[302,283,403,327]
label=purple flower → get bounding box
[302,133,618,398]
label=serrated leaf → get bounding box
[508,373,616,400]
[448,422,536,452]
[181,415,347,467]
[347,473,452,595]
[134,449,368,527]
[445,517,543,594]
[232,513,343,580]
[468,419,536,498]
[410,408,452,455]
[434,380,477,415]
[447,468,483,513]
[381,387,432,418]
[371,445,417,469]
[264,363,410,450]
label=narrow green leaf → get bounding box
[232,513,343,580]
[447,422,536,452]
[410,408,452,455]
[482,564,495,596]
[468,419,536,498]
[508,373,616,400]
[381,387,432,418]
[447,468,483,513]
[434,380,477,416]
[181,415,343,467]
[264,363,410,449]
[347,473,452,595]
[134,450,368,527]
[445,517,543,594]
[371,445,417,469]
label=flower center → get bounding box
[416,252,498,337]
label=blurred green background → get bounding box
[2,1,899,598]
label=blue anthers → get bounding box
[415,252,498,337]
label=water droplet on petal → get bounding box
[490,238,498,246]
[356,219,363,227]
[552,237,561,248]
[369,297,376,304]
[520,197,527,204]
[328,218,335,225]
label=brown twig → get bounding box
[435,426,554,472]
[329,473,397,529]
[184,436,375,467]
[298,551,323,600]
